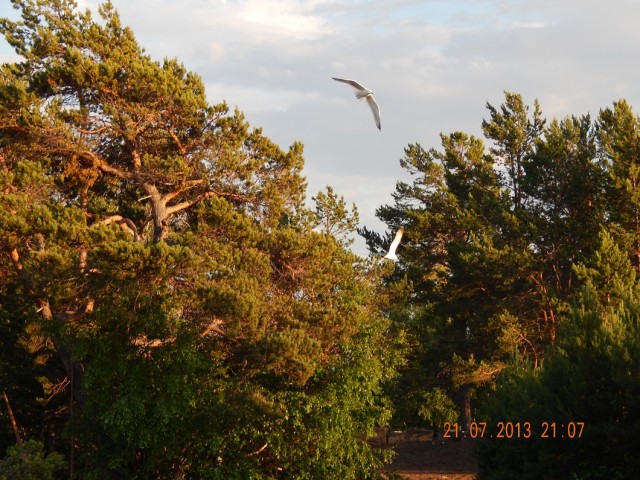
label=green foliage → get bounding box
[0,1,403,478]
[0,440,65,480]
[370,90,640,454]
[367,99,541,429]
[417,387,457,428]
[573,229,637,308]
[476,281,640,479]
[311,185,360,246]
[473,185,640,479]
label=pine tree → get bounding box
[370,93,615,434]
[521,114,605,344]
[482,91,544,212]
[597,99,640,268]
[311,185,360,246]
[1,1,401,477]
[477,236,640,479]
[366,128,524,430]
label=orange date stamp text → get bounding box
[442,421,585,439]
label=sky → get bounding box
[2,0,640,255]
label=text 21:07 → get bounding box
[443,421,585,439]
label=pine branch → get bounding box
[164,191,216,217]
[132,317,227,348]
[55,299,95,323]
[167,127,186,156]
[161,179,206,204]
[92,153,134,180]
[165,189,253,217]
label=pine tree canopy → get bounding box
[367,89,640,440]
[1,1,402,478]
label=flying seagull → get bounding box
[332,77,381,130]
[384,227,404,261]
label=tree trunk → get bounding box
[143,183,169,243]
[456,384,472,432]
[2,390,23,445]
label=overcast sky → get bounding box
[2,0,640,255]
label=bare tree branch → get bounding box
[84,151,134,180]
[96,215,141,241]
[165,191,216,217]
[248,443,268,456]
[200,318,226,338]
[168,127,186,156]
[161,179,206,205]
[55,298,95,323]
[165,189,252,217]
[132,317,228,348]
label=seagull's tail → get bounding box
[383,253,398,261]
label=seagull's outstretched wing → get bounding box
[383,227,404,261]
[366,96,381,130]
[332,77,381,130]
[332,77,367,91]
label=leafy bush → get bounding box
[0,440,65,480]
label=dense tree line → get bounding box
[2,1,640,479]
[365,86,640,477]
[477,240,640,479]
[0,1,403,478]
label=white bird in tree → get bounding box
[384,227,404,261]
[332,77,381,130]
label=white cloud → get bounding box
[235,0,329,40]
[509,21,545,29]
[205,83,323,113]
[207,42,226,62]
